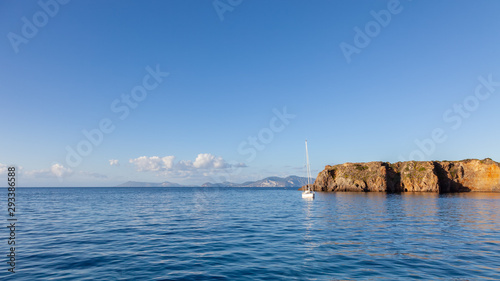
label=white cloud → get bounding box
[129,156,175,172]
[129,154,246,175]
[176,160,193,170]
[162,156,175,169]
[109,159,120,166]
[51,163,72,178]
[24,163,73,178]
[193,153,228,169]
[24,169,47,177]
[0,163,6,174]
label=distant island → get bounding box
[117,175,312,188]
[305,158,500,193]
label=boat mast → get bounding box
[305,140,311,191]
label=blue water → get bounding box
[2,187,500,280]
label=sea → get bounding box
[2,187,499,280]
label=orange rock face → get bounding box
[309,159,500,193]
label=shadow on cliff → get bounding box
[382,163,403,193]
[433,162,471,193]
[382,162,471,193]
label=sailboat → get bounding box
[302,140,315,199]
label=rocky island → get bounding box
[305,158,500,193]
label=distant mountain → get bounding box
[200,181,239,187]
[116,176,312,188]
[116,181,185,187]
[201,176,312,188]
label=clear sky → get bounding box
[1,0,500,187]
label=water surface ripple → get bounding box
[3,187,500,280]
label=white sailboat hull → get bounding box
[302,191,314,199]
[302,190,314,199]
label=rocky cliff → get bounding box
[308,158,500,193]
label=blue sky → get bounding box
[1,0,500,187]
